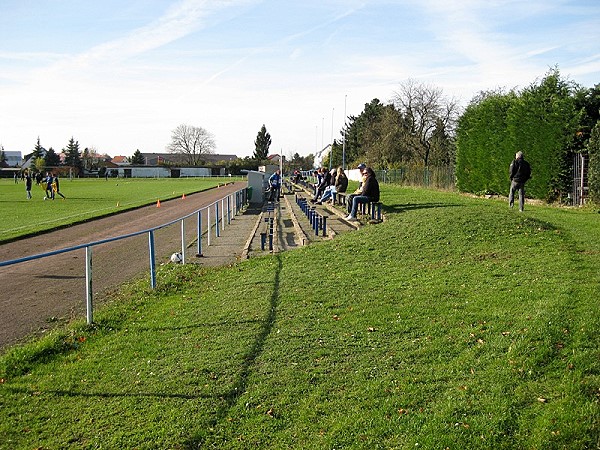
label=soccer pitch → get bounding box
[0,177,242,243]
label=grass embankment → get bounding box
[0,177,241,243]
[0,186,598,449]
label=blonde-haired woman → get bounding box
[318,167,348,204]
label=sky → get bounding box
[1,0,599,160]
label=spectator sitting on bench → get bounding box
[310,169,321,200]
[293,169,303,184]
[334,167,348,203]
[311,167,330,203]
[345,167,379,222]
[346,163,367,212]
[318,166,348,204]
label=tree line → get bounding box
[320,69,598,204]
[17,67,599,204]
[456,68,599,202]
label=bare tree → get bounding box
[392,79,460,166]
[167,124,215,165]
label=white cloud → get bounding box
[1,0,598,157]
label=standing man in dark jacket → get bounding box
[508,151,531,212]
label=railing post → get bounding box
[197,210,203,256]
[149,230,156,289]
[261,232,266,250]
[180,219,186,264]
[85,246,93,325]
[227,195,232,224]
[221,198,226,231]
[207,206,211,246]
[215,202,220,237]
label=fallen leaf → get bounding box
[537,397,547,403]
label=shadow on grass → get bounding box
[136,317,263,333]
[383,202,461,214]
[184,254,283,448]
[3,255,284,436]
[3,385,213,400]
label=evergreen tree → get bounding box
[44,147,61,167]
[344,99,386,166]
[456,69,580,201]
[573,84,600,151]
[588,120,600,204]
[130,149,145,165]
[0,146,7,168]
[32,137,45,160]
[254,124,271,160]
[62,137,83,175]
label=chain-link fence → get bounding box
[375,166,455,189]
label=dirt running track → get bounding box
[0,182,246,350]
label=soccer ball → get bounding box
[170,252,183,264]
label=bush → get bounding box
[588,120,600,204]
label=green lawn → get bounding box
[0,186,598,449]
[0,177,242,243]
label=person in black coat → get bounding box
[345,167,379,221]
[508,151,531,212]
[311,167,330,202]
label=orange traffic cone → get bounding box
[156,199,161,208]
[181,193,186,199]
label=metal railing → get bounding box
[0,187,248,325]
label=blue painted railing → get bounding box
[0,187,248,324]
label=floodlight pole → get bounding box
[330,107,334,170]
[342,95,347,170]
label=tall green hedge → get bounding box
[455,91,516,194]
[456,70,580,201]
[588,120,600,204]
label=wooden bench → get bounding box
[335,192,347,206]
[358,201,383,221]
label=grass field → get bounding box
[0,177,242,243]
[0,186,598,449]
